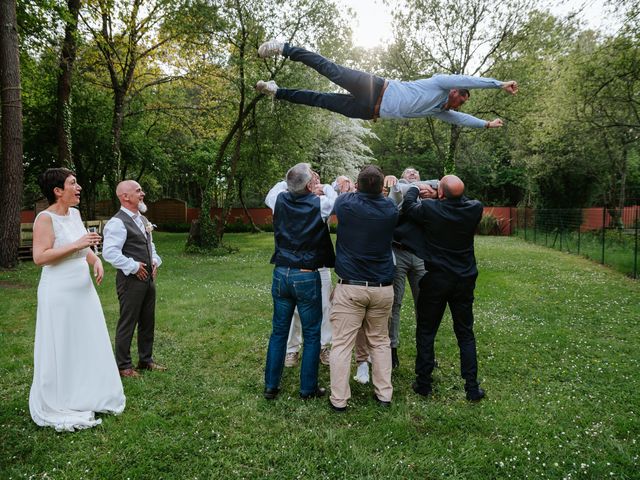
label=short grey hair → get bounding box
[286,163,313,195]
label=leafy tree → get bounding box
[56,0,81,166]
[388,0,532,173]
[80,0,188,189]
[310,113,378,182]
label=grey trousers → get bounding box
[115,273,156,370]
[389,246,425,348]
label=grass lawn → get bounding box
[1,233,639,479]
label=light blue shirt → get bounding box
[379,74,504,127]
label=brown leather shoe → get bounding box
[119,368,141,378]
[137,361,167,372]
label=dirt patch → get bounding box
[0,280,29,290]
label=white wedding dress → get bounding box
[29,208,126,432]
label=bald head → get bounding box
[116,180,138,198]
[440,175,465,199]
[116,180,146,212]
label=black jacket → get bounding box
[397,186,483,277]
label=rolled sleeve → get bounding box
[151,238,162,267]
[265,181,288,213]
[320,184,337,220]
[102,218,140,275]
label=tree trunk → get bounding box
[0,0,24,268]
[445,124,461,175]
[215,126,244,241]
[56,0,81,168]
[238,177,262,233]
[112,88,126,181]
[107,88,126,209]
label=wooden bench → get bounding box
[19,220,107,260]
[19,223,33,261]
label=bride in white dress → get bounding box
[29,168,125,432]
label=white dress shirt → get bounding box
[265,180,337,221]
[102,206,162,276]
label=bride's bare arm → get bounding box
[86,251,104,285]
[32,215,100,266]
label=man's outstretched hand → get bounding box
[486,118,504,128]
[502,81,518,95]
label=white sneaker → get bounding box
[353,361,370,384]
[319,347,331,366]
[255,80,278,97]
[258,40,284,58]
[284,351,299,368]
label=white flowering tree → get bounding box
[311,113,379,183]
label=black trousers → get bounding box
[115,273,156,370]
[414,270,479,391]
[275,43,386,120]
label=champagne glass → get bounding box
[87,226,99,253]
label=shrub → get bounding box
[184,243,238,255]
[478,214,502,235]
[156,222,191,233]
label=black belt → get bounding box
[372,79,388,121]
[338,279,392,287]
[392,241,411,251]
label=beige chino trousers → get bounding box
[329,283,394,408]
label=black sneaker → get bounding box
[412,382,432,398]
[300,387,326,400]
[391,347,400,369]
[466,387,485,402]
[373,394,391,408]
[329,398,347,412]
[263,387,279,400]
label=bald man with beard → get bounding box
[398,175,485,401]
[103,180,165,378]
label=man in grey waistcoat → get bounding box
[103,180,164,378]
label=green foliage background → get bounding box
[13,0,640,218]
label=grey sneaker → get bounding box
[319,347,331,366]
[258,40,284,58]
[284,351,299,368]
[255,80,278,97]
[353,361,370,384]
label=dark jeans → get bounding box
[414,270,479,392]
[265,266,322,396]
[275,43,386,120]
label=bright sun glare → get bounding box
[339,0,393,49]
[338,0,614,50]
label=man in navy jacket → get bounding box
[263,163,336,401]
[400,175,486,401]
[329,165,398,411]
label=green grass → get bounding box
[513,228,639,279]
[1,233,639,479]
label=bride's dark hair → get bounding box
[38,168,75,205]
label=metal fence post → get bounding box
[577,218,581,255]
[634,206,638,279]
[601,207,606,265]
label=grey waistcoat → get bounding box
[113,210,153,278]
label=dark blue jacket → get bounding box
[334,192,398,284]
[399,187,482,277]
[271,191,335,269]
